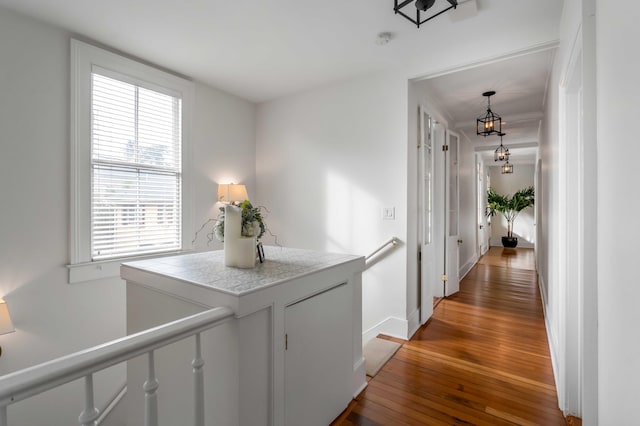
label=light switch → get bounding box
[382,207,395,220]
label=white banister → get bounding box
[78,374,99,426]
[193,333,204,426]
[0,306,234,425]
[365,237,400,262]
[143,351,159,426]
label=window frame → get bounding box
[69,39,194,283]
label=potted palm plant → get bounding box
[486,186,535,248]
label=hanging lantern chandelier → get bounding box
[477,91,502,137]
[393,0,458,28]
[501,160,514,174]
[494,132,510,162]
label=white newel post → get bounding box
[78,374,100,426]
[0,404,7,426]
[144,351,159,426]
[193,333,205,426]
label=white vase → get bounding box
[224,205,242,267]
[235,236,257,269]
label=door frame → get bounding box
[557,13,597,419]
[444,129,460,296]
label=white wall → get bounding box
[256,72,411,341]
[488,164,536,247]
[192,83,257,252]
[0,6,256,425]
[538,0,573,413]
[596,0,640,423]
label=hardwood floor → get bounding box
[333,247,567,425]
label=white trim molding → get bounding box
[363,315,413,344]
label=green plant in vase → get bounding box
[486,186,534,248]
[214,200,266,242]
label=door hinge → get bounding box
[285,334,288,350]
[441,274,448,281]
[418,250,422,261]
[442,145,449,151]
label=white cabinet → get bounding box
[285,283,352,426]
[121,246,366,426]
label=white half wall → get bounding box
[0,6,256,425]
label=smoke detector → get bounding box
[375,32,393,45]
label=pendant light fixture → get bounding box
[394,0,458,28]
[477,91,502,137]
[494,132,510,162]
[501,160,514,174]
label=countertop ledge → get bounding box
[121,246,364,297]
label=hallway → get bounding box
[334,247,566,425]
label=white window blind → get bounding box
[91,72,182,260]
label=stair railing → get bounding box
[0,306,234,426]
[365,237,400,269]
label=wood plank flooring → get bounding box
[333,247,567,425]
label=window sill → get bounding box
[67,250,192,284]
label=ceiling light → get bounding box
[394,0,458,28]
[501,160,514,174]
[494,132,510,162]
[415,0,436,10]
[477,91,502,137]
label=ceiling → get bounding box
[0,0,563,102]
[414,48,556,164]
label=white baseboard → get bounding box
[459,254,478,281]
[362,316,411,343]
[538,273,560,398]
[407,308,420,339]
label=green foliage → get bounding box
[214,200,266,242]
[486,186,535,238]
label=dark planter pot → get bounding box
[502,236,518,248]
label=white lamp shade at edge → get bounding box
[217,183,249,203]
[0,299,14,335]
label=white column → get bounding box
[193,333,205,426]
[143,351,159,426]
[78,374,100,426]
[0,404,8,426]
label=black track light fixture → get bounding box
[394,0,458,28]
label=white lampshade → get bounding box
[0,299,15,335]
[217,183,249,203]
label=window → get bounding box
[70,40,193,283]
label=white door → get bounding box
[284,284,352,426]
[444,131,460,296]
[419,106,437,323]
[430,121,446,299]
[476,155,487,256]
